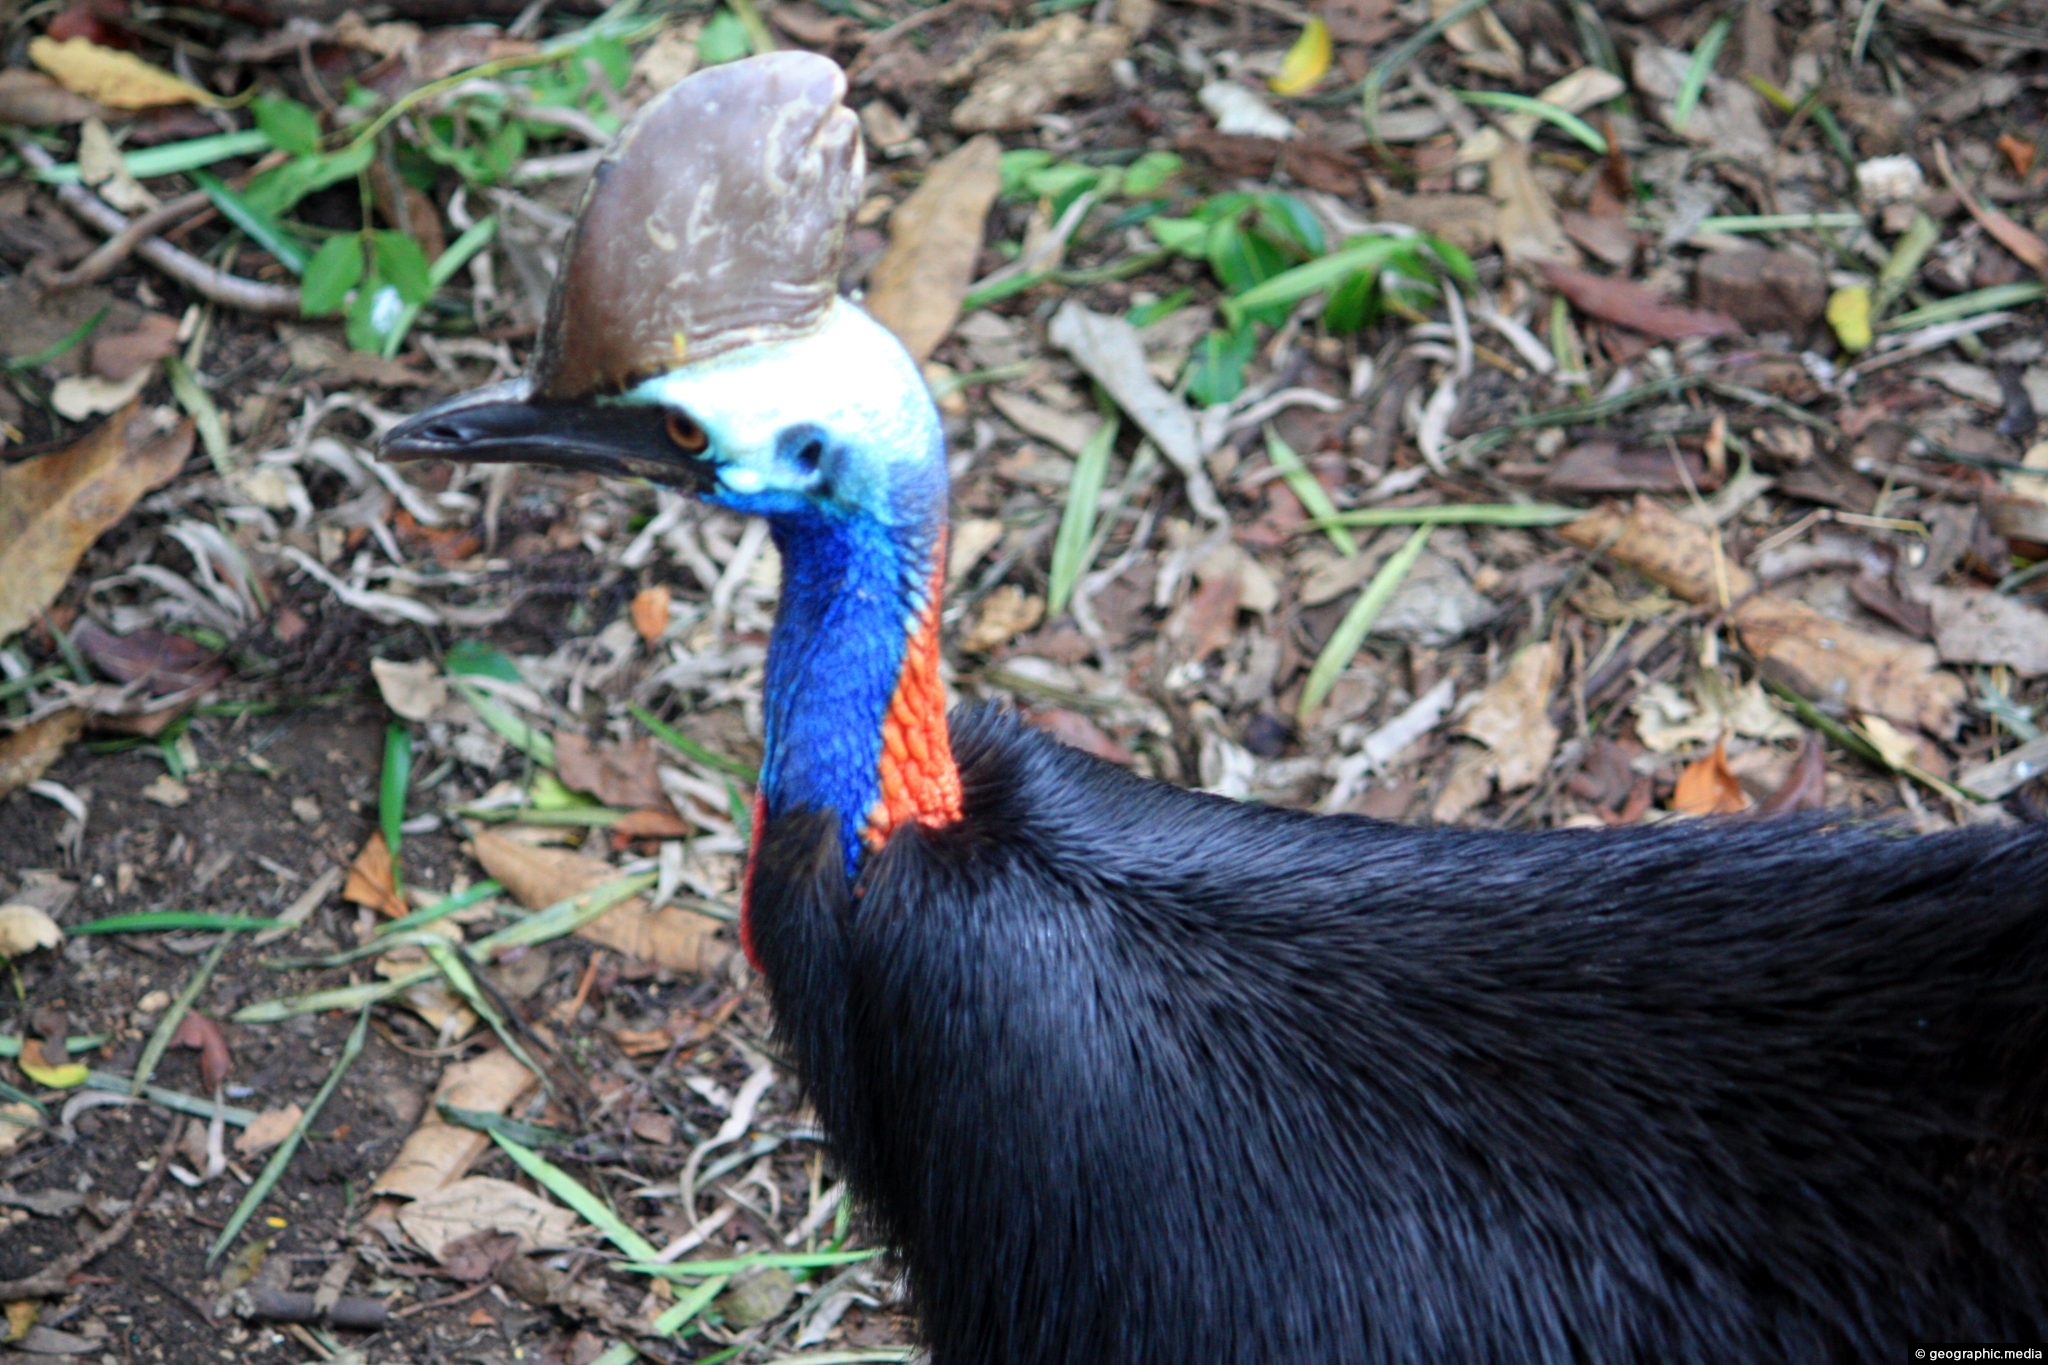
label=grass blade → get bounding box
[1225,236,1408,320]
[209,1008,369,1263]
[71,913,282,935]
[380,722,412,875]
[1049,412,1118,615]
[1320,502,1583,528]
[27,129,272,184]
[1264,427,1355,554]
[631,702,757,781]
[493,1132,662,1261]
[130,935,231,1097]
[1672,16,1732,132]
[1297,528,1432,722]
[1453,90,1608,152]
[187,167,309,273]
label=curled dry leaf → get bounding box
[470,829,732,977]
[0,401,194,642]
[1672,739,1749,816]
[865,135,1003,362]
[0,711,85,802]
[553,734,673,813]
[370,657,449,723]
[629,585,671,645]
[1536,260,1738,340]
[343,831,408,918]
[171,1013,232,1091]
[1432,640,1561,823]
[234,1103,303,1157]
[371,1048,537,1200]
[0,904,63,960]
[396,1176,583,1262]
[28,36,222,109]
[945,14,1130,132]
[1563,500,1966,735]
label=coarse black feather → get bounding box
[750,705,2048,1365]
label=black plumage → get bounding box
[754,706,2048,1364]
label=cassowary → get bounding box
[382,52,2048,1364]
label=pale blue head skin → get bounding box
[619,299,951,871]
[621,300,948,538]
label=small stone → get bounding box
[291,796,322,825]
[137,989,172,1014]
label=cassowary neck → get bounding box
[749,512,960,915]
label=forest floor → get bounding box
[1,0,2044,1361]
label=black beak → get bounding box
[378,380,716,492]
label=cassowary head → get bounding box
[381,52,946,541]
[381,52,964,917]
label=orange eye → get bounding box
[665,410,710,455]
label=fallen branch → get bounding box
[44,189,212,291]
[12,139,300,316]
[0,1118,179,1300]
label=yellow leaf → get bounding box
[1826,284,1872,353]
[28,36,221,110]
[18,1056,89,1090]
[1270,17,1333,97]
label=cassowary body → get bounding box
[382,52,2048,1363]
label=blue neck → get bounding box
[759,514,936,877]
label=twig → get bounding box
[0,1118,180,1300]
[11,138,300,316]
[44,189,213,290]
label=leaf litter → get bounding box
[0,0,2045,1359]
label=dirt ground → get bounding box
[3,0,2046,1361]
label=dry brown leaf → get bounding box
[28,36,222,109]
[171,1012,231,1090]
[0,1103,40,1158]
[0,69,109,124]
[1752,734,1828,816]
[470,830,732,977]
[343,832,408,918]
[0,905,63,960]
[553,734,673,812]
[234,1104,303,1157]
[1918,585,2048,675]
[371,1049,536,1200]
[1490,140,1578,267]
[1564,499,1965,735]
[1458,640,1561,792]
[0,403,192,642]
[946,14,1130,132]
[1672,738,1748,816]
[865,135,1003,361]
[962,584,1045,653]
[1998,133,2037,178]
[0,710,84,801]
[1536,260,1739,340]
[370,657,448,722]
[90,315,180,382]
[397,1176,582,1262]
[630,585,671,644]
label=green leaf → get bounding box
[1000,149,1057,198]
[1224,234,1412,322]
[1121,150,1182,197]
[446,640,525,684]
[301,235,363,317]
[1048,413,1118,616]
[1185,324,1257,407]
[380,723,412,866]
[1146,216,1210,257]
[379,215,498,360]
[372,231,433,305]
[1125,289,1193,330]
[189,167,309,274]
[697,9,750,64]
[345,281,403,353]
[240,140,373,218]
[1673,16,1732,133]
[70,913,284,936]
[482,118,527,182]
[1252,193,1325,257]
[251,96,321,156]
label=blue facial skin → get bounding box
[623,303,950,879]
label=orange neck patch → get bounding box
[864,548,963,850]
